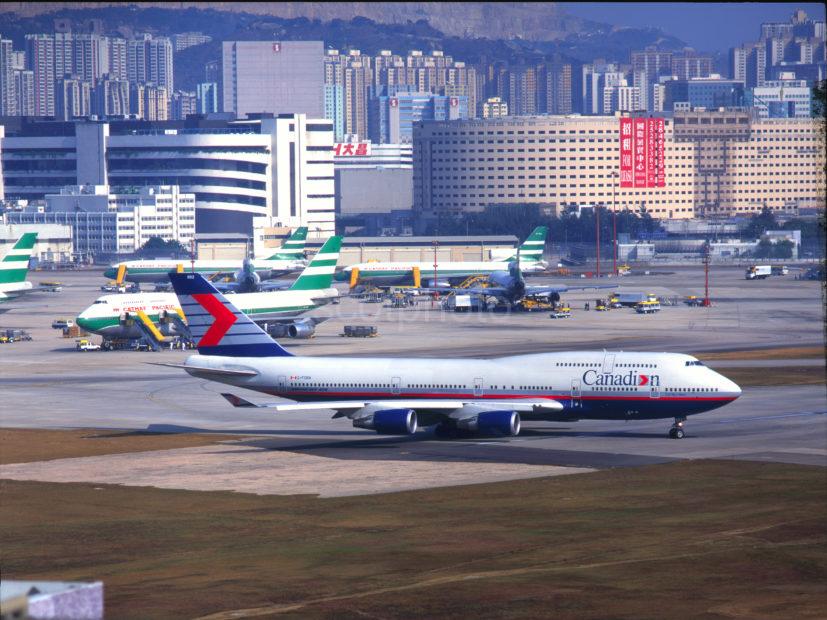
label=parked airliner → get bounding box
[164,272,742,439]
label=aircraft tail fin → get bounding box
[266,226,308,260]
[0,232,38,285]
[289,236,342,291]
[168,271,293,357]
[508,226,547,263]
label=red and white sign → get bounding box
[619,117,666,188]
[333,142,371,157]
[389,97,398,108]
[272,42,281,53]
[449,97,459,107]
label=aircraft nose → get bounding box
[720,373,742,398]
[103,267,115,279]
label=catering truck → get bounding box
[745,265,772,280]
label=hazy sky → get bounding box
[558,2,827,51]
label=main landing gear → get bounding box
[668,417,686,439]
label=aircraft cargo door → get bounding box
[474,377,483,397]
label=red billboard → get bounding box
[333,142,371,156]
[619,117,665,188]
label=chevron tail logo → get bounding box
[639,374,650,386]
[192,293,237,346]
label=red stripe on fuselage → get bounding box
[262,390,737,403]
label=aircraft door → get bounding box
[278,375,286,393]
[649,382,660,399]
[602,353,616,374]
[392,376,401,395]
[474,377,483,397]
[570,379,582,408]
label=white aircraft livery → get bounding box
[166,273,742,439]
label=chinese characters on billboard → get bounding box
[619,118,665,188]
[333,143,371,157]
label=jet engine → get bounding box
[352,409,418,435]
[265,319,316,339]
[234,258,261,293]
[288,319,315,339]
[456,410,521,436]
[425,279,451,288]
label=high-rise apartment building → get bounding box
[0,39,16,116]
[107,37,127,81]
[172,32,212,53]
[127,34,174,92]
[24,34,56,116]
[171,91,196,120]
[93,77,130,116]
[730,43,767,88]
[56,76,93,120]
[222,41,324,119]
[13,70,35,116]
[482,96,508,118]
[671,50,713,80]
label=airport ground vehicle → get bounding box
[341,325,378,338]
[52,318,74,329]
[611,292,649,307]
[76,339,101,351]
[443,294,488,312]
[39,281,63,292]
[636,300,662,314]
[745,265,772,280]
[549,306,571,319]
[771,265,789,276]
[685,296,704,307]
[0,329,32,343]
[594,299,609,311]
[164,273,742,440]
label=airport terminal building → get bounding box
[0,114,335,237]
[413,110,825,222]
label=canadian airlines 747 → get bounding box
[165,272,742,439]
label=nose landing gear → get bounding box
[668,417,686,439]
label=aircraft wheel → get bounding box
[674,428,685,439]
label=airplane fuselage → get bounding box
[183,351,741,421]
[335,260,545,285]
[77,288,338,339]
[104,258,307,283]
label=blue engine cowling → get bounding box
[353,409,418,435]
[477,410,521,436]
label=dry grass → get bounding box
[2,459,826,619]
[0,429,244,465]
[696,346,825,361]
[720,366,825,387]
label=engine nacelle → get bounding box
[426,279,451,289]
[353,409,418,435]
[288,320,315,339]
[457,410,520,436]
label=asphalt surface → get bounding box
[1,264,825,472]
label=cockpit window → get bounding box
[685,360,704,366]
[93,300,107,304]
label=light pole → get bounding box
[431,240,439,309]
[612,170,618,276]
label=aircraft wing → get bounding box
[524,283,616,296]
[221,393,564,416]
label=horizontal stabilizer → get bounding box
[148,362,259,377]
[221,393,259,408]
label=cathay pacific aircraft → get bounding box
[78,236,342,341]
[163,272,742,440]
[334,226,549,287]
[0,232,50,301]
[103,227,309,284]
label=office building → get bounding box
[196,82,219,114]
[368,90,468,144]
[746,75,813,118]
[0,114,335,236]
[412,112,824,222]
[171,91,197,120]
[223,41,324,119]
[663,77,745,111]
[671,50,714,80]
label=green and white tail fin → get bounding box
[0,232,37,285]
[507,226,547,263]
[289,236,342,291]
[267,227,308,260]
